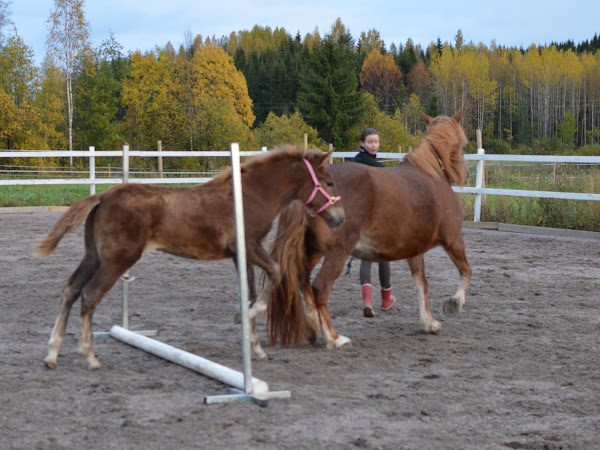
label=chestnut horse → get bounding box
[37,147,345,370]
[257,111,471,353]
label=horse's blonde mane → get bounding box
[207,145,324,187]
[404,115,468,186]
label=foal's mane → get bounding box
[206,146,322,187]
[404,114,468,186]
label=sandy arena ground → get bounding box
[1,210,599,449]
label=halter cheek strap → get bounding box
[302,158,341,217]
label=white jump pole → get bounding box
[231,142,253,393]
[109,325,269,393]
[122,144,131,327]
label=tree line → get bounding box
[1,0,600,170]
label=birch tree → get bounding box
[462,48,498,133]
[0,0,12,42]
[47,0,89,161]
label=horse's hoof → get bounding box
[425,320,442,335]
[87,358,101,370]
[335,335,352,349]
[255,350,268,360]
[443,298,460,316]
[44,359,56,370]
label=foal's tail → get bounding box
[36,195,102,257]
[267,201,312,346]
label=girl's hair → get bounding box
[360,128,379,142]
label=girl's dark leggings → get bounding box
[359,260,391,289]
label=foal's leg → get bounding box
[78,258,137,369]
[246,242,281,360]
[441,235,472,316]
[311,251,352,350]
[44,253,100,369]
[232,262,257,325]
[247,264,257,306]
[407,255,441,333]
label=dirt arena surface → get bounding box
[1,210,599,449]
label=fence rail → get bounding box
[1,147,600,222]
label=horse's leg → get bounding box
[441,235,472,316]
[312,251,352,350]
[77,256,137,369]
[298,252,324,344]
[407,255,441,333]
[44,253,100,369]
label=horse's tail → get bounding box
[36,195,102,257]
[267,200,312,346]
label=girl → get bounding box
[350,128,396,317]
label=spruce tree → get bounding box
[297,39,365,150]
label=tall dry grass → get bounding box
[460,162,600,232]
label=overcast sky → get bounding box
[10,0,600,65]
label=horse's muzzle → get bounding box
[325,206,345,228]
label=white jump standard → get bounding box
[106,143,291,405]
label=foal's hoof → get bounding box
[86,357,101,370]
[443,298,461,316]
[44,359,57,370]
[255,349,268,361]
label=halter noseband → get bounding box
[302,158,341,217]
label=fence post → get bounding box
[476,130,486,191]
[122,144,129,184]
[157,140,163,178]
[261,146,267,152]
[89,146,95,196]
[303,133,308,152]
[474,141,485,222]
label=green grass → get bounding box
[0,184,113,207]
[2,163,599,232]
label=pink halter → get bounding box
[302,158,341,217]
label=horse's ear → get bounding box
[421,112,432,126]
[452,108,463,123]
[318,149,334,167]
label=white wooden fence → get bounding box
[1,147,600,223]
